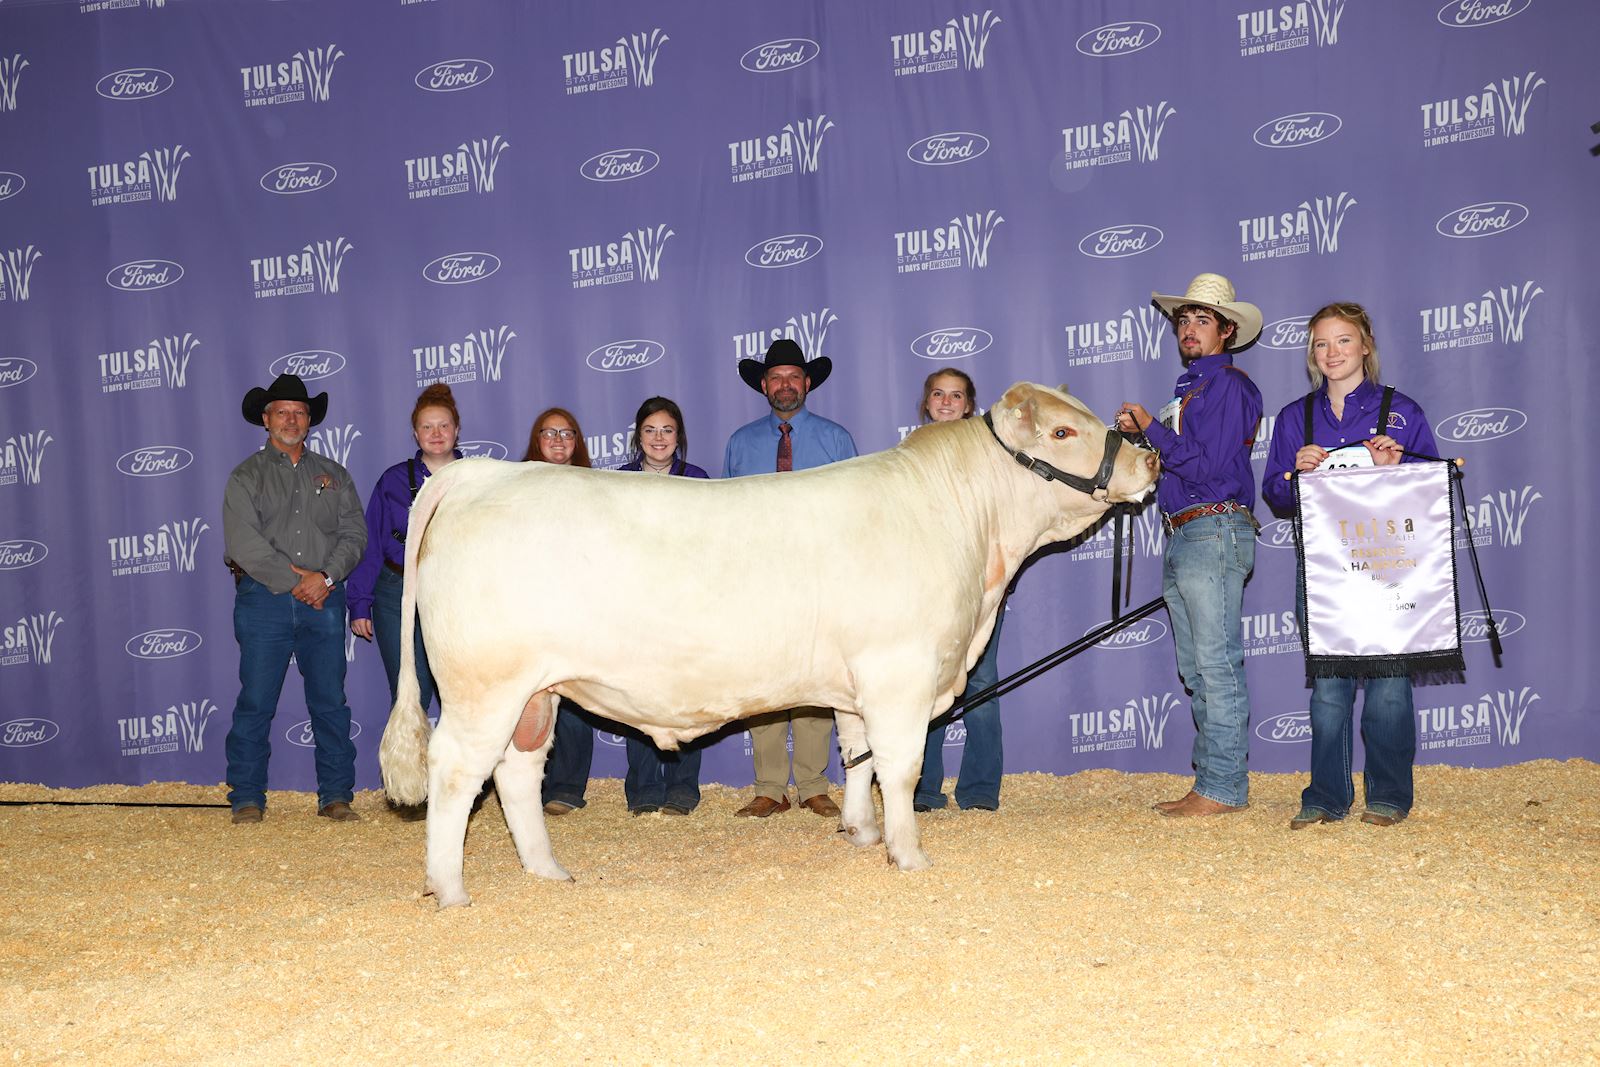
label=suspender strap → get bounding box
[407,459,418,501]
[1303,393,1316,448]
[1376,386,1394,437]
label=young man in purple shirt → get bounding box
[1116,274,1264,817]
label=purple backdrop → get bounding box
[2,0,1595,795]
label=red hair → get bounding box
[522,407,592,467]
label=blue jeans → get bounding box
[916,606,1004,810]
[226,577,356,812]
[1302,675,1415,819]
[373,566,437,712]
[624,733,703,812]
[1162,513,1255,807]
[542,698,595,808]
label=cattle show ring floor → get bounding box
[2,760,1596,1065]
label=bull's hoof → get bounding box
[434,889,472,909]
[889,848,932,872]
[842,823,882,848]
[527,862,574,882]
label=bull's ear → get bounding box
[1056,382,1072,396]
[994,382,1040,442]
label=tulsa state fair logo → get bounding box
[250,238,353,299]
[894,210,1004,274]
[1239,191,1357,262]
[569,225,673,289]
[1062,304,1167,368]
[1418,686,1538,751]
[0,54,27,113]
[891,10,1002,77]
[308,424,361,468]
[88,145,189,207]
[1243,608,1300,658]
[1,246,42,302]
[728,115,834,183]
[241,45,343,107]
[1421,70,1545,147]
[1061,102,1175,170]
[732,308,838,368]
[0,430,52,486]
[107,517,209,577]
[562,28,668,95]
[406,135,509,199]
[98,333,199,394]
[119,698,217,757]
[0,611,64,668]
[413,325,516,388]
[1419,279,1542,351]
[1068,692,1177,754]
[1071,508,1165,564]
[1437,0,1531,27]
[1237,0,1344,57]
[1458,485,1540,550]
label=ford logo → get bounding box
[1075,20,1161,57]
[1257,519,1296,550]
[598,732,627,748]
[1252,112,1342,149]
[0,357,39,388]
[0,538,48,571]
[1088,617,1169,650]
[423,252,501,286]
[260,161,338,196]
[1434,201,1529,239]
[124,628,203,660]
[744,233,824,269]
[0,171,24,202]
[415,58,494,92]
[1077,224,1163,259]
[586,339,666,373]
[115,445,194,478]
[943,721,968,747]
[286,718,361,747]
[1,718,60,748]
[739,38,821,73]
[909,327,993,361]
[458,440,509,460]
[269,349,346,382]
[580,149,660,183]
[1437,0,1532,28]
[1461,608,1526,643]
[95,67,174,101]
[1258,317,1311,351]
[1254,711,1311,744]
[1437,406,1528,443]
[106,259,183,292]
[907,132,990,167]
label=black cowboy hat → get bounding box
[737,337,832,392]
[241,373,329,427]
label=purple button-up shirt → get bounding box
[347,450,461,622]
[1261,379,1438,515]
[1140,353,1263,517]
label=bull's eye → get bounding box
[1053,426,1076,440]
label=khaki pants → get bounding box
[748,706,835,802]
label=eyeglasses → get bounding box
[640,425,677,438]
[540,428,576,441]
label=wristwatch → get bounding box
[320,571,333,589]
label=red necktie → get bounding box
[776,422,793,472]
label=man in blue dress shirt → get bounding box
[723,339,857,818]
[1116,274,1264,818]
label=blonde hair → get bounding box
[1305,302,1380,389]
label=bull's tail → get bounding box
[378,460,459,805]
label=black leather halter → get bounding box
[983,409,1122,501]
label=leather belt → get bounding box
[1163,500,1258,534]
[384,559,405,575]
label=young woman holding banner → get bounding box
[1261,302,1439,830]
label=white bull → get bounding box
[380,382,1159,906]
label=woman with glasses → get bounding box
[1261,302,1439,830]
[616,397,708,813]
[347,383,462,731]
[910,368,1004,813]
[522,406,597,814]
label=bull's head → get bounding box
[990,382,1159,508]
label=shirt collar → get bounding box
[766,405,812,432]
[1175,352,1234,392]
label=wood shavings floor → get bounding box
[3,761,1596,1065]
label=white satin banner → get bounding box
[1296,462,1463,677]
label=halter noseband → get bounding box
[983,409,1122,501]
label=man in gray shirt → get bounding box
[222,373,366,824]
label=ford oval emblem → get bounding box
[415,58,495,92]
[106,259,184,292]
[1258,317,1311,351]
[423,252,501,285]
[95,67,175,101]
[1077,224,1163,259]
[0,357,39,389]
[585,340,667,373]
[744,234,824,269]
[1075,21,1162,57]
[909,327,993,361]
[124,628,203,660]
[580,149,661,183]
[740,38,821,73]
[269,350,346,382]
[0,538,48,571]
[259,161,338,196]
[115,445,194,478]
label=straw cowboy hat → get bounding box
[240,373,329,427]
[738,337,833,392]
[1151,273,1262,349]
